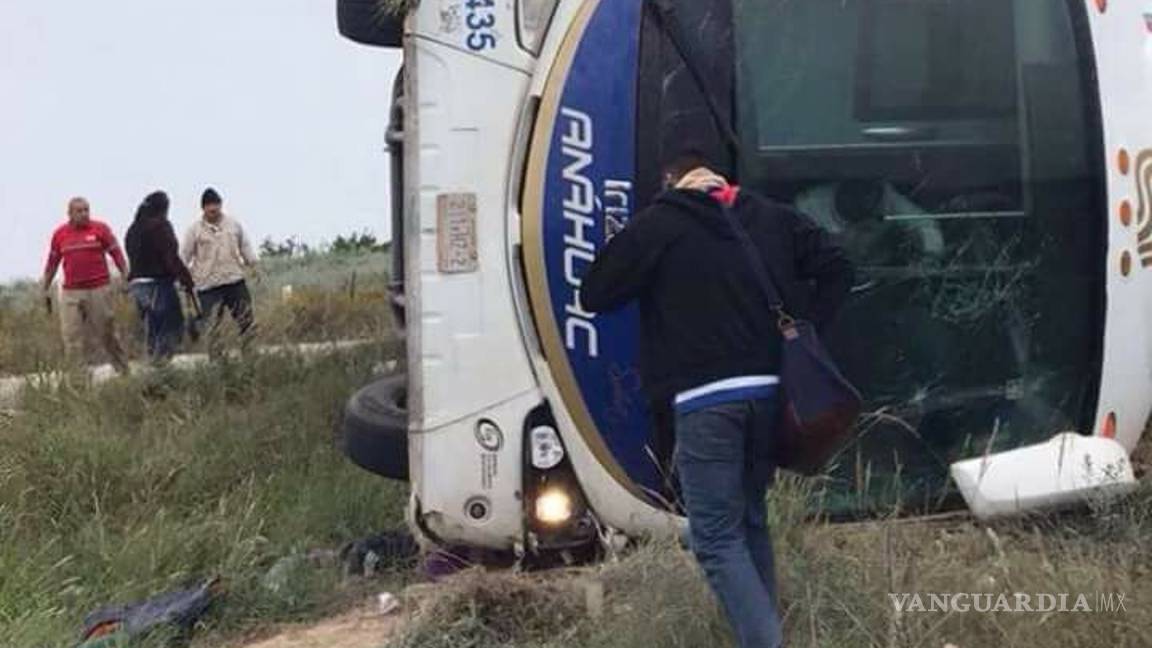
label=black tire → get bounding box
[342,373,409,480]
[337,0,404,48]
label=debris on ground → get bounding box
[377,592,401,616]
[340,529,421,577]
[76,577,221,647]
[422,545,516,581]
[261,556,308,596]
[237,605,401,648]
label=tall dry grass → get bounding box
[388,474,1152,648]
[6,247,1150,647]
[0,348,410,648]
[1,250,409,648]
[0,251,392,376]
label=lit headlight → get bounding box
[530,425,565,470]
[534,489,573,525]
[517,0,559,54]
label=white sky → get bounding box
[0,0,401,282]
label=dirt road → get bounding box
[238,606,401,648]
[0,339,374,407]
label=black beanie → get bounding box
[201,187,223,207]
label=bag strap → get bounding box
[720,205,798,334]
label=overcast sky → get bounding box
[0,0,401,282]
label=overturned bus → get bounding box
[336,0,1152,553]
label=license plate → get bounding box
[437,193,479,274]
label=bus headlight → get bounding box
[517,0,559,54]
[534,489,573,525]
[530,425,565,470]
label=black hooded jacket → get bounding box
[125,216,194,291]
[580,189,854,404]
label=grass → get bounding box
[392,545,729,648]
[0,349,410,648]
[388,474,1152,648]
[0,251,392,376]
[6,246,1151,647]
[0,249,408,648]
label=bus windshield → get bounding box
[732,0,1105,513]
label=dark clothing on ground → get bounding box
[125,217,194,291]
[131,282,186,361]
[580,189,854,405]
[196,279,254,339]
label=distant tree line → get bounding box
[259,231,391,259]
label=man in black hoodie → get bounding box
[581,153,852,648]
[125,191,195,363]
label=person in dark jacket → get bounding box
[124,191,195,363]
[581,152,853,648]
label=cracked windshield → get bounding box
[735,0,1104,512]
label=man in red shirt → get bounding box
[41,197,130,374]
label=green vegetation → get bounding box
[0,250,392,376]
[0,249,407,647]
[259,232,389,259]
[0,349,409,648]
[4,245,1150,647]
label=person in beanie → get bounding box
[41,196,131,375]
[580,151,853,648]
[182,188,258,345]
[124,191,194,363]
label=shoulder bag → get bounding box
[722,206,863,475]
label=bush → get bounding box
[258,232,390,259]
[259,236,314,259]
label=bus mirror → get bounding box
[338,0,404,48]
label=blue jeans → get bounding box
[130,281,185,361]
[675,398,782,648]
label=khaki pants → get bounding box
[60,285,128,374]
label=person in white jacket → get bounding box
[182,188,258,344]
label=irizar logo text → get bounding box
[557,106,633,360]
[888,592,1129,613]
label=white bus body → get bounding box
[339,0,1152,551]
